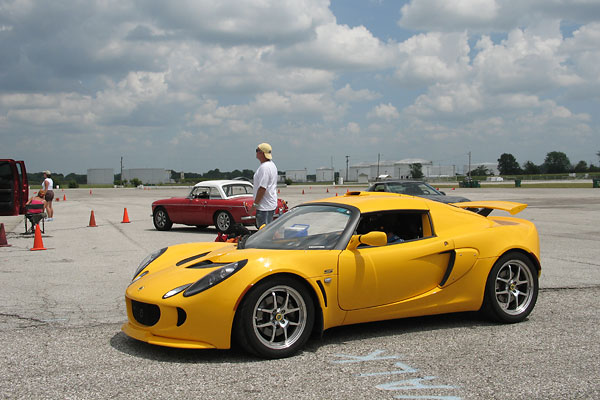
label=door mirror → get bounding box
[347,231,387,250]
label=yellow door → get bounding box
[337,237,453,310]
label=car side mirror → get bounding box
[347,231,387,250]
[440,191,446,195]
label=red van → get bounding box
[0,159,29,216]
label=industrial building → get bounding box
[316,167,334,182]
[122,168,171,185]
[285,169,308,183]
[87,168,114,185]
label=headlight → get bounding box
[183,259,248,297]
[132,247,167,280]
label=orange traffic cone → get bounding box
[56,197,59,202]
[30,224,46,251]
[335,192,338,196]
[278,189,280,194]
[122,208,130,223]
[90,189,93,195]
[326,188,329,193]
[89,210,97,227]
[63,194,66,201]
[302,189,305,195]
[0,223,11,247]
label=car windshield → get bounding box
[387,182,441,196]
[243,205,353,250]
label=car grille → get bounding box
[131,300,160,326]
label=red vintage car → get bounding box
[152,180,288,233]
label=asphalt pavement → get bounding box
[1,185,599,399]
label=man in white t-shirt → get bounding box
[252,142,278,228]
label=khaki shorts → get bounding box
[45,190,54,202]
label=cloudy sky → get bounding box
[1,0,599,175]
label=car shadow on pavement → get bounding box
[110,311,500,362]
[304,311,498,351]
[109,331,257,363]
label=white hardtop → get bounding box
[193,179,253,188]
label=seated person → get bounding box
[378,225,404,244]
[25,190,47,232]
[385,229,403,244]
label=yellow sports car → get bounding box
[122,192,540,358]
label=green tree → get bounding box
[409,163,424,179]
[522,161,541,175]
[542,151,571,174]
[497,153,522,175]
[241,169,254,179]
[471,165,490,176]
[573,160,588,173]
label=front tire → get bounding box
[235,277,315,359]
[482,252,538,323]
[153,208,173,231]
[214,211,233,233]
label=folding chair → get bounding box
[24,204,46,234]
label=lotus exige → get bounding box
[122,191,540,358]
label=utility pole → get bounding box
[377,153,381,177]
[120,156,123,180]
[467,151,471,178]
[345,155,349,181]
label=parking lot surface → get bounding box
[1,186,599,399]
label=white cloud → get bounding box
[335,84,380,102]
[368,103,400,121]
[272,22,398,70]
[399,0,600,32]
[346,122,361,134]
[0,0,598,173]
[399,0,500,32]
[395,32,472,85]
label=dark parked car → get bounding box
[367,180,469,203]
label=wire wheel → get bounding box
[214,211,232,233]
[153,208,172,231]
[252,285,308,351]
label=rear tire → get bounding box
[153,208,173,231]
[234,277,315,359]
[482,252,538,323]
[214,211,233,233]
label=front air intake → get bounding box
[131,300,160,326]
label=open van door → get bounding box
[0,159,29,216]
[15,161,29,214]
